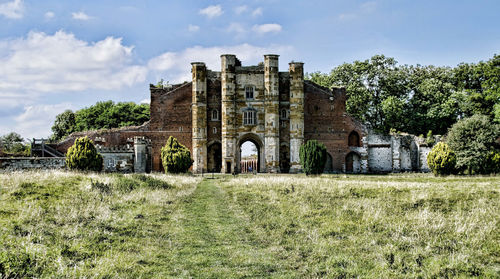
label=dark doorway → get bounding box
[207,142,222,172]
[324,152,333,173]
[226,161,232,174]
[280,144,290,173]
[346,152,361,173]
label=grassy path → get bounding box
[166,178,281,278]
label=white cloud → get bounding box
[0,103,74,138]
[72,11,92,20]
[140,98,150,104]
[252,7,263,17]
[0,0,24,19]
[199,5,223,19]
[234,5,247,15]
[0,30,147,96]
[147,43,294,83]
[44,11,55,20]
[252,23,282,34]
[188,24,200,32]
[227,22,246,35]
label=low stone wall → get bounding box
[0,157,66,171]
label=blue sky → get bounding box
[0,0,499,139]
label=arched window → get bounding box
[280,109,288,119]
[211,109,219,121]
[243,108,257,125]
[245,86,254,99]
[348,131,360,147]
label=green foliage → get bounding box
[0,132,30,155]
[299,140,327,175]
[161,136,193,173]
[446,114,500,174]
[307,54,499,135]
[66,137,103,171]
[426,130,435,146]
[50,110,76,142]
[50,101,150,141]
[427,142,456,175]
[485,150,500,174]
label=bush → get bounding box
[427,142,456,175]
[299,140,327,175]
[161,136,193,173]
[66,137,103,171]
[446,114,500,174]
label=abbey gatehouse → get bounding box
[54,54,434,173]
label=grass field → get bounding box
[0,171,499,278]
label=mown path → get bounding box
[165,179,281,278]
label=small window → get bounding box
[212,109,219,121]
[243,109,257,125]
[213,127,217,134]
[280,109,288,119]
[245,86,254,99]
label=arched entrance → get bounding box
[237,134,263,173]
[346,152,361,173]
[324,152,334,173]
[207,141,222,172]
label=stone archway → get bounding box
[207,141,222,173]
[346,152,361,173]
[237,133,264,173]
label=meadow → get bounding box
[0,171,498,278]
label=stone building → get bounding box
[54,54,434,173]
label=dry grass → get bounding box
[0,171,498,278]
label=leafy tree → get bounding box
[446,114,500,174]
[307,54,499,136]
[454,54,500,119]
[51,110,76,141]
[0,132,29,155]
[66,137,103,171]
[50,101,150,141]
[308,55,408,133]
[299,140,327,175]
[427,142,456,175]
[161,136,193,173]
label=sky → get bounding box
[0,0,499,140]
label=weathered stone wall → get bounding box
[0,157,65,171]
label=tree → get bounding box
[0,132,29,155]
[308,55,408,133]
[299,140,327,175]
[66,137,103,171]
[427,142,456,175]
[51,110,76,141]
[161,136,193,173]
[50,101,150,142]
[446,114,500,174]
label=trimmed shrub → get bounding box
[161,136,193,173]
[446,114,500,174]
[66,137,103,171]
[299,140,327,175]
[427,142,456,175]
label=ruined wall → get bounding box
[0,157,66,171]
[304,83,365,172]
